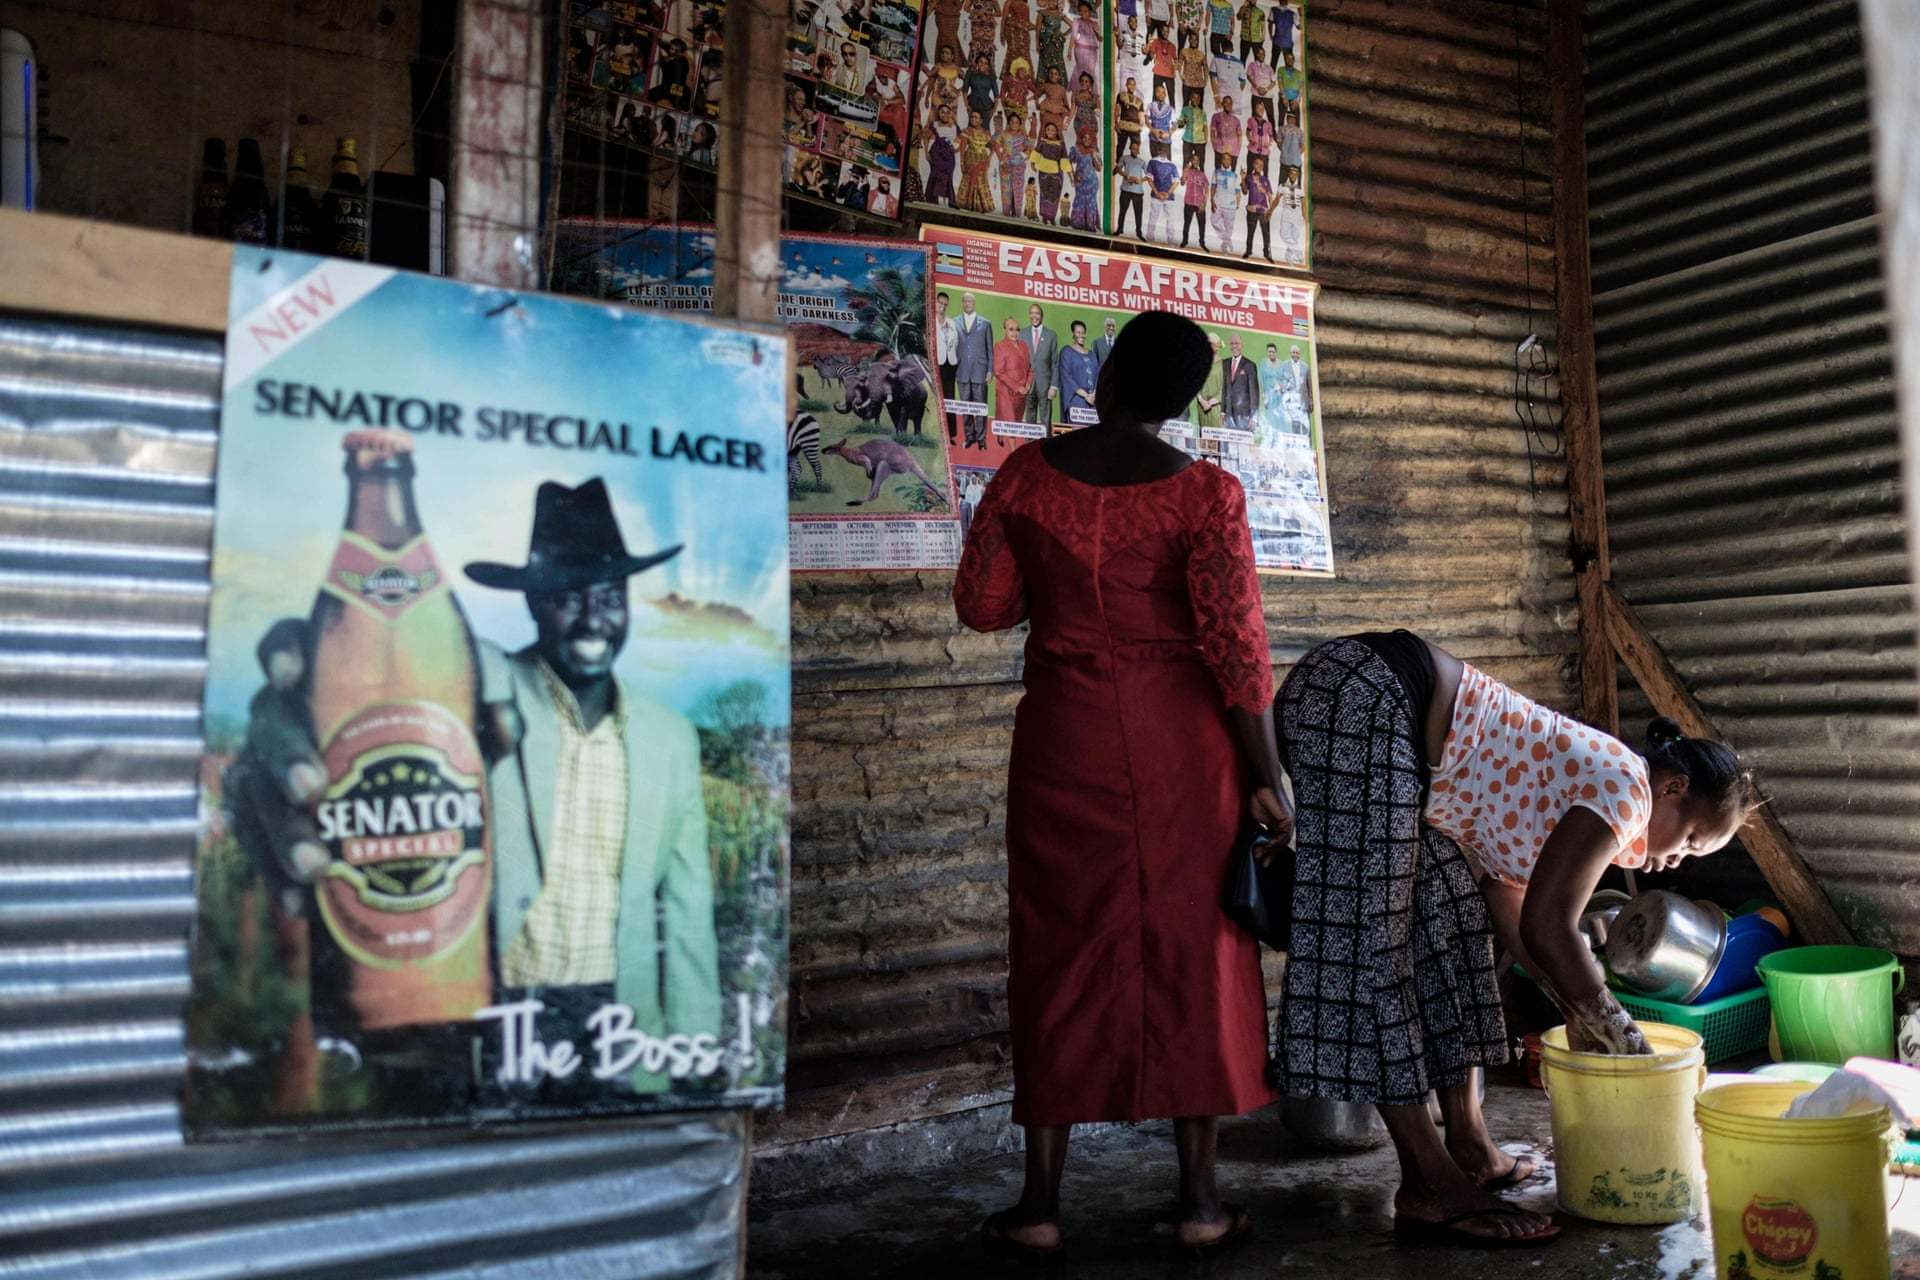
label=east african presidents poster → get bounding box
[922,224,1332,574]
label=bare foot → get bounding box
[983,1207,1063,1254]
[1394,1185,1556,1243]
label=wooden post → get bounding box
[1549,0,1618,736]
[1602,584,1853,945]
[708,6,785,1272]
[451,0,544,289]
[712,0,785,324]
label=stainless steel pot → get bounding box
[1278,1095,1390,1151]
[1605,889,1728,1004]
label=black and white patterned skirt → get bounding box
[1269,638,1508,1106]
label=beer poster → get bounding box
[920,224,1333,574]
[907,0,1111,232]
[1108,0,1309,269]
[185,246,791,1137]
[553,220,963,570]
[784,0,924,217]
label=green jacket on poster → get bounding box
[482,642,721,1094]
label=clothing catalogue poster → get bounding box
[1108,0,1308,267]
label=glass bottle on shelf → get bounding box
[228,138,271,245]
[324,136,368,260]
[191,138,229,239]
[278,146,321,252]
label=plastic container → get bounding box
[1693,913,1788,1004]
[1758,946,1905,1064]
[1697,1080,1894,1280]
[1539,1022,1706,1224]
[1614,984,1772,1064]
[1752,1062,1840,1086]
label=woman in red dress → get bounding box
[954,311,1290,1258]
[992,315,1033,422]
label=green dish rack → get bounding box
[1611,984,1771,1064]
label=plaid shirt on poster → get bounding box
[499,661,630,987]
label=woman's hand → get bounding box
[1562,988,1653,1056]
[1250,785,1292,849]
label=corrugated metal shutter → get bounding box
[0,314,745,1277]
[772,0,1577,1144]
[1587,0,1920,951]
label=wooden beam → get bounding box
[451,0,544,289]
[712,0,785,323]
[1548,0,1618,736]
[0,208,231,333]
[1602,582,1854,945]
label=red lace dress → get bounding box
[954,444,1275,1125]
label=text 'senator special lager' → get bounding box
[308,429,491,1030]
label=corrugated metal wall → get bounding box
[772,0,1574,1144]
[0,316,746,1277]
[1587,0,1920,951]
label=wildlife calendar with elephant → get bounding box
[921,223,1333,575]
[552,221,961,570]
[186,247,791,1137]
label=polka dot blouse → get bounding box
[1424,664,1652,888]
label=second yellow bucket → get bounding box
[1697,1081,1893,1280]
[1540,1023,1705,1224]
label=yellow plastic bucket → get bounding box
[1540,1023,1706,1223]
[1697,1081,1893,1280]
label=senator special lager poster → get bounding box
[185,246,791,1137]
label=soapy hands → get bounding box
[1563,988,1653,1056]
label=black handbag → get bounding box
[1225,826,1293,951]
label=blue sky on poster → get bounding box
[207,248,790,732]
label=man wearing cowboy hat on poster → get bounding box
[228,478,719,1100]
[462,477,720,1097]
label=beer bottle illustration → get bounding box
[308,428,492,1030]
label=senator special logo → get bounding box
[339,563,438,607]
[1742,1196,1817,1267]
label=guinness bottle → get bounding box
[277,147,321,252]
[308,429,492,1030]
[324,136,368,260]
[228,138,270,245]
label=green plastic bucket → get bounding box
[1756,946,1905,1064]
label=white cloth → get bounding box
[1783,1065,1914,1125]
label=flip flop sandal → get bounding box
[1176,1203,1253,1260]
[982,1211,1065,1264]
[1393,1209,1560,1251]
[1479,1155,1539,1193]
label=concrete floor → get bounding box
[748,1075,1920,1279]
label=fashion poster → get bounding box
[565,0,727,171]
[922,224,1333,574]
[784,0,924,216]
[1108,0,1308,268]
[907,0,1110,233]
[552,220,962,570]
[185,246,791,1138]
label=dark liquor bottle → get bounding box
[324,136,368,260]
[228,138,270,245]
[278,146,321,252]
[191,138,229,239]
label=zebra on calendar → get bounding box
[787,412,823,486]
